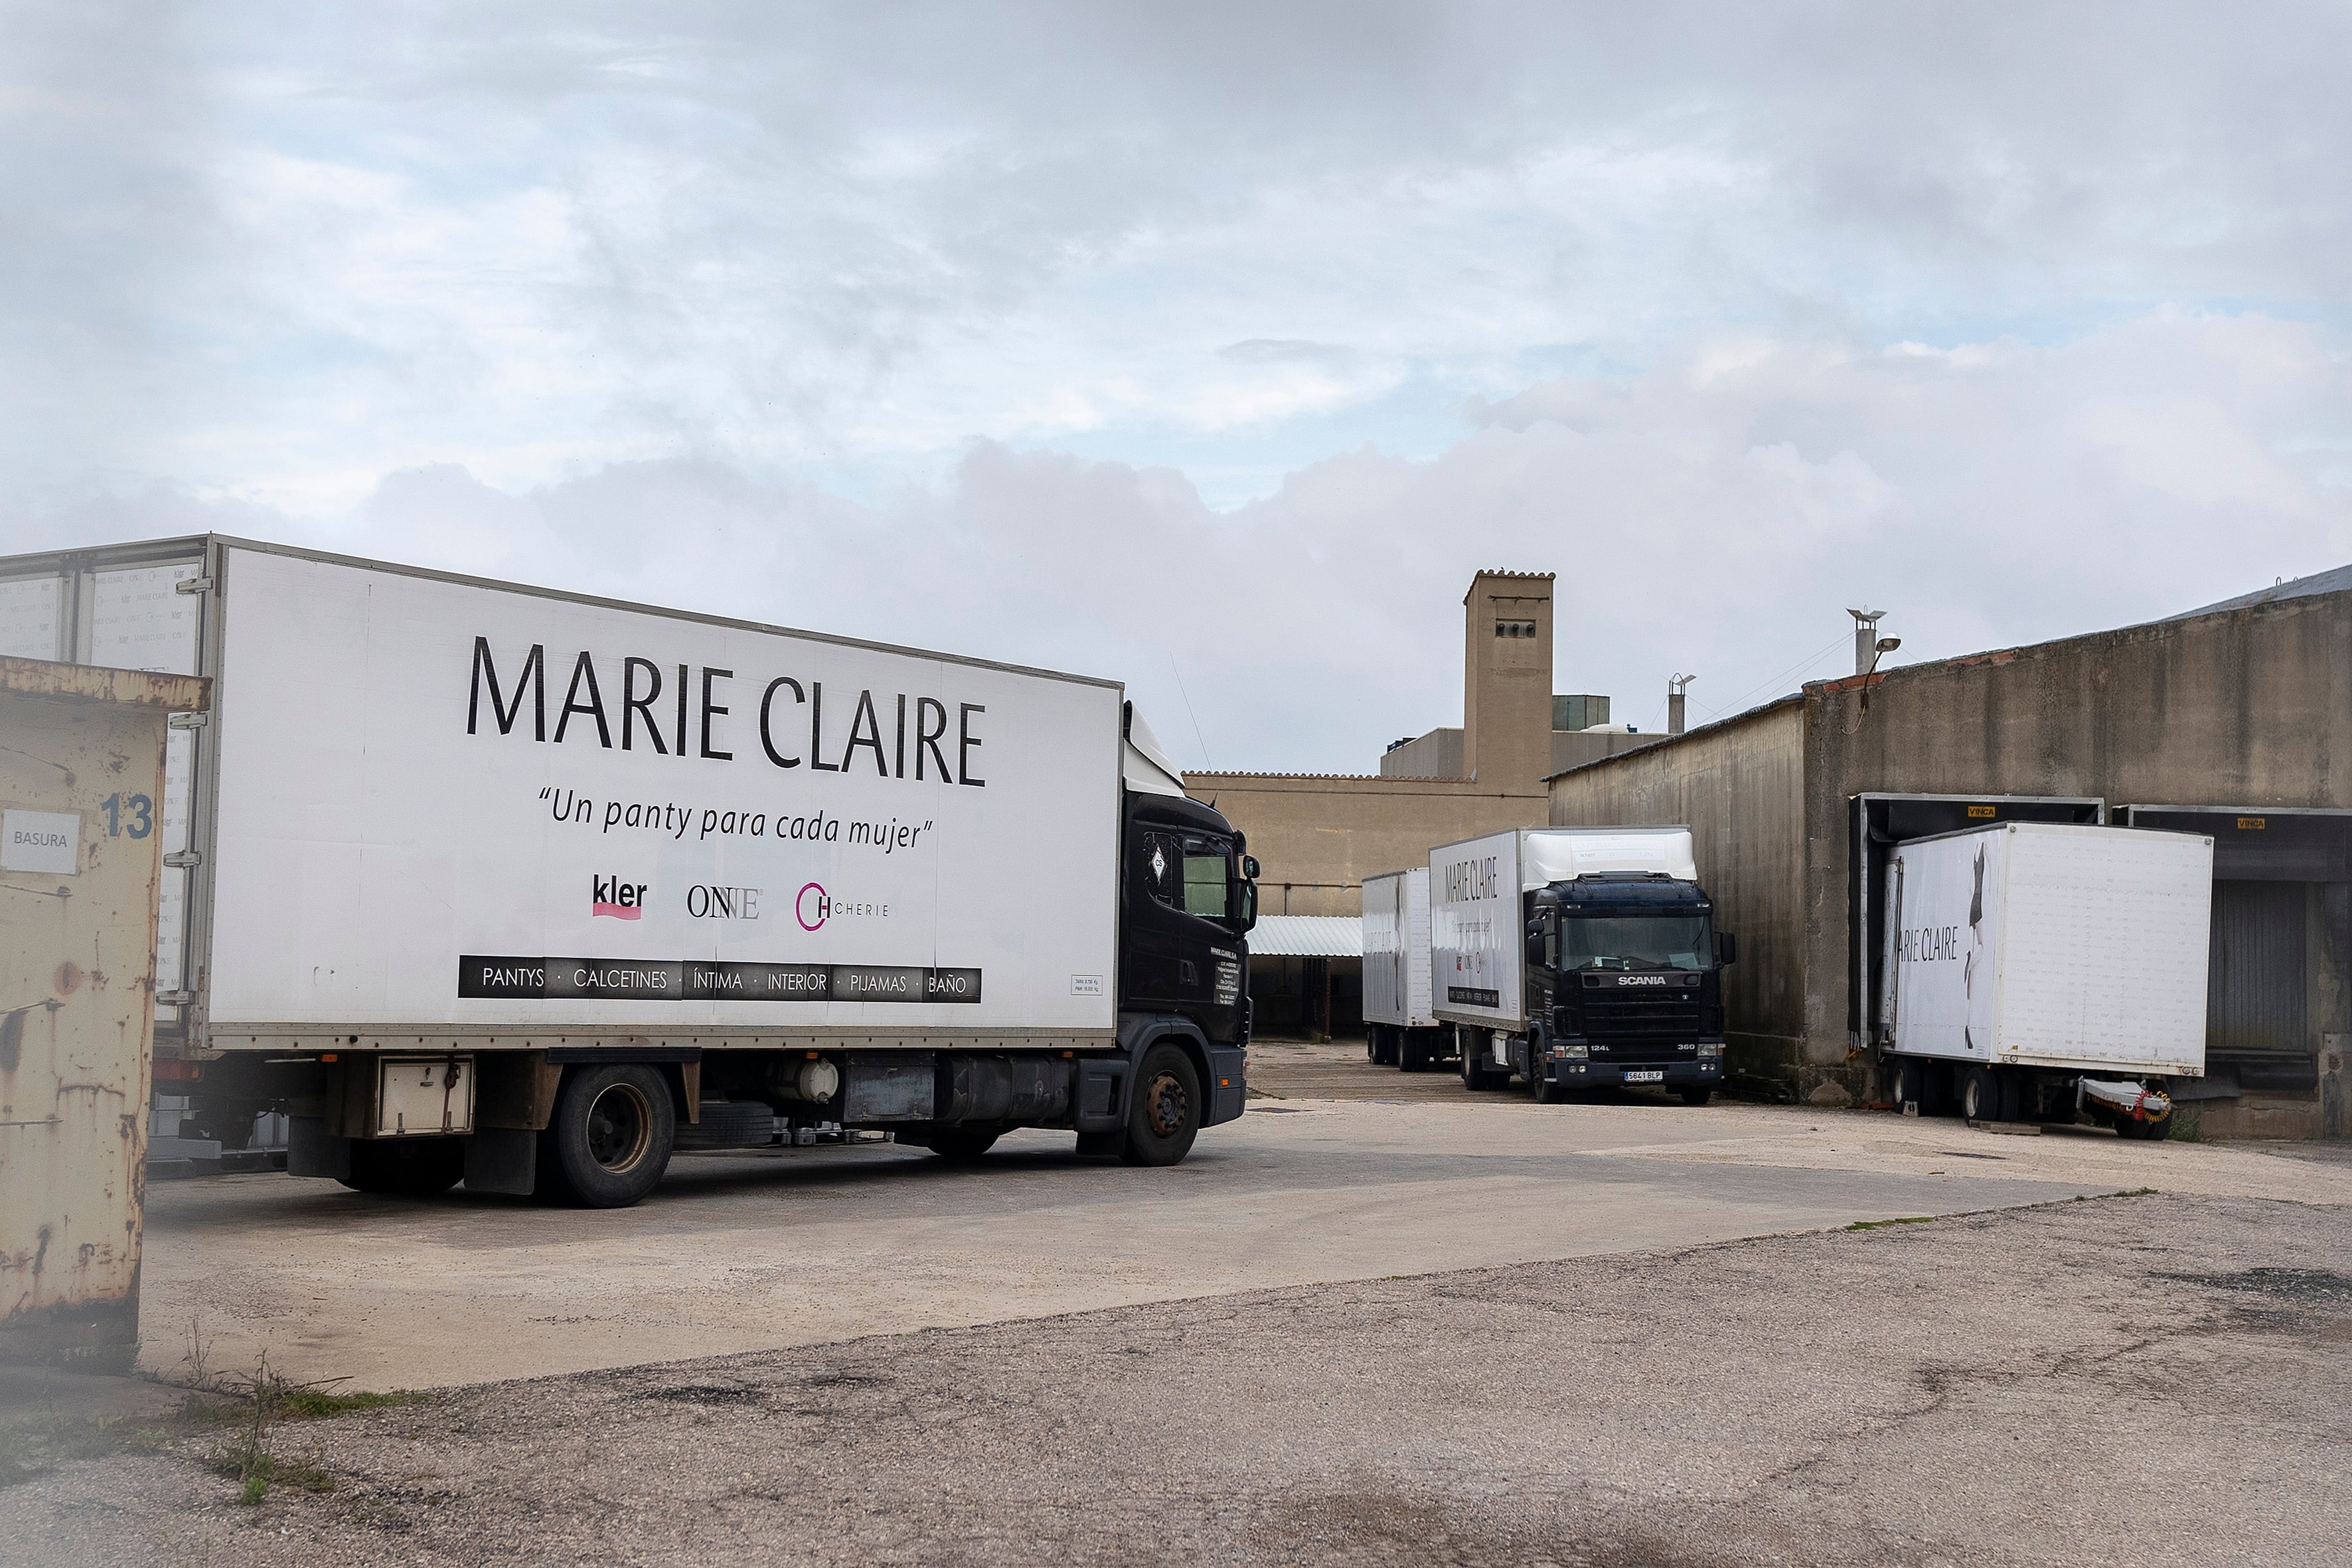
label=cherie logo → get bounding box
[593,874,648,920]
[795,883,888,931]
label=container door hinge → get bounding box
[173,576,214,594]
[157,989,196,1006]
[169,712,208,729]
[164,850,201,869]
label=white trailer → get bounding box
[0,536,1259,1204]
[1362,868,1443,1069]
[1876,821,2212,1135]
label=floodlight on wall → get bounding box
[1858,625,1900,714]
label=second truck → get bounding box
[1428,826,1735,1103]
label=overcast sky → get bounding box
[5,2,2347,767]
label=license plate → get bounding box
[1623,1070,1664,1084]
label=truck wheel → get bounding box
[928,1127,1002,1160]
[1678,1087,1713,1107]
[1373,1027,1397,1066]
[2116,1112,2170,1140]
[1961,1065,2013,1125]
[1884,1057,1921,1109]
[339,1137,464,1197]
[537,1064,675,1208]
[1120,1044,1201,1166]
[1532,1071,1563,1105]
[1398,1035,1424,1073]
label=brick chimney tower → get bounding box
[1461,570,1556,789]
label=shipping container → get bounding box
[1875,821,2210,1133]
[1362,867,1445,1069]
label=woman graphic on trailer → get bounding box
[1962,843,1994,1052]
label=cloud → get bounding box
[5,3,2350,511]
[11,313,2343,773]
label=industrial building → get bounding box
[1188,570,1657,1035]
[1547,567,2351,1138]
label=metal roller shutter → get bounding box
[2207,880,2312,1088]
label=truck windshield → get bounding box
[1560,915,1713,971]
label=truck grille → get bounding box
[1581,998,1703,1036]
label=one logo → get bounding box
[592,874,647,920]
[688,885,760,920]
[797,882,830,931]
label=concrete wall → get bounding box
[1185,771,1548,917]
[1550,729,1662,775]
[1544,588,2352,1126]
[1549,699,1807,1091]
[1379,728,1462,779]
[1799,589,2352,1107]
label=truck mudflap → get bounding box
[1205,1046,1246,1126]
[2079,1077,2172,1127]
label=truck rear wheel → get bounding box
[339,1137,464,1197]
[1120,1044,1200,1166]
[1678,1087,1713,1107]
[1961,1065,2015,1125]
[1460,1031,1502,1091]
[537,1064,675,1208]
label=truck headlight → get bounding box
[1549,1040,1589,1059]
[1697,1042,1724,1058]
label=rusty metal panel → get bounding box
[1,659,209,1368]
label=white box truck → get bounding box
[0,536,1261,1205]
[1429,826,1735,1104]
[1874,821,2211,1137]
[1362,867,1448,1070]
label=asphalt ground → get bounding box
[108,1040,2352,1393]
[7,1190,2347,1568]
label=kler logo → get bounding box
[593,874,648,920]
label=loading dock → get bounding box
[2116,806,2351,1129]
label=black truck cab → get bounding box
[1119,789,1258,1129]
[1520,872,1735,1103]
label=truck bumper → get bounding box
[1206,1046,1247,1126]
[1538,1056,1721,1089]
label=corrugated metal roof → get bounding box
[2173,562,2352,619]
[1248,915,1364,957]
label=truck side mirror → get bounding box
[1526,922,1545,967]
[1715,931,1737,967]
[1231,878,1257,934]
[1242,855,1259,881]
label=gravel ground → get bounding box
[7,1190,2347,1568]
